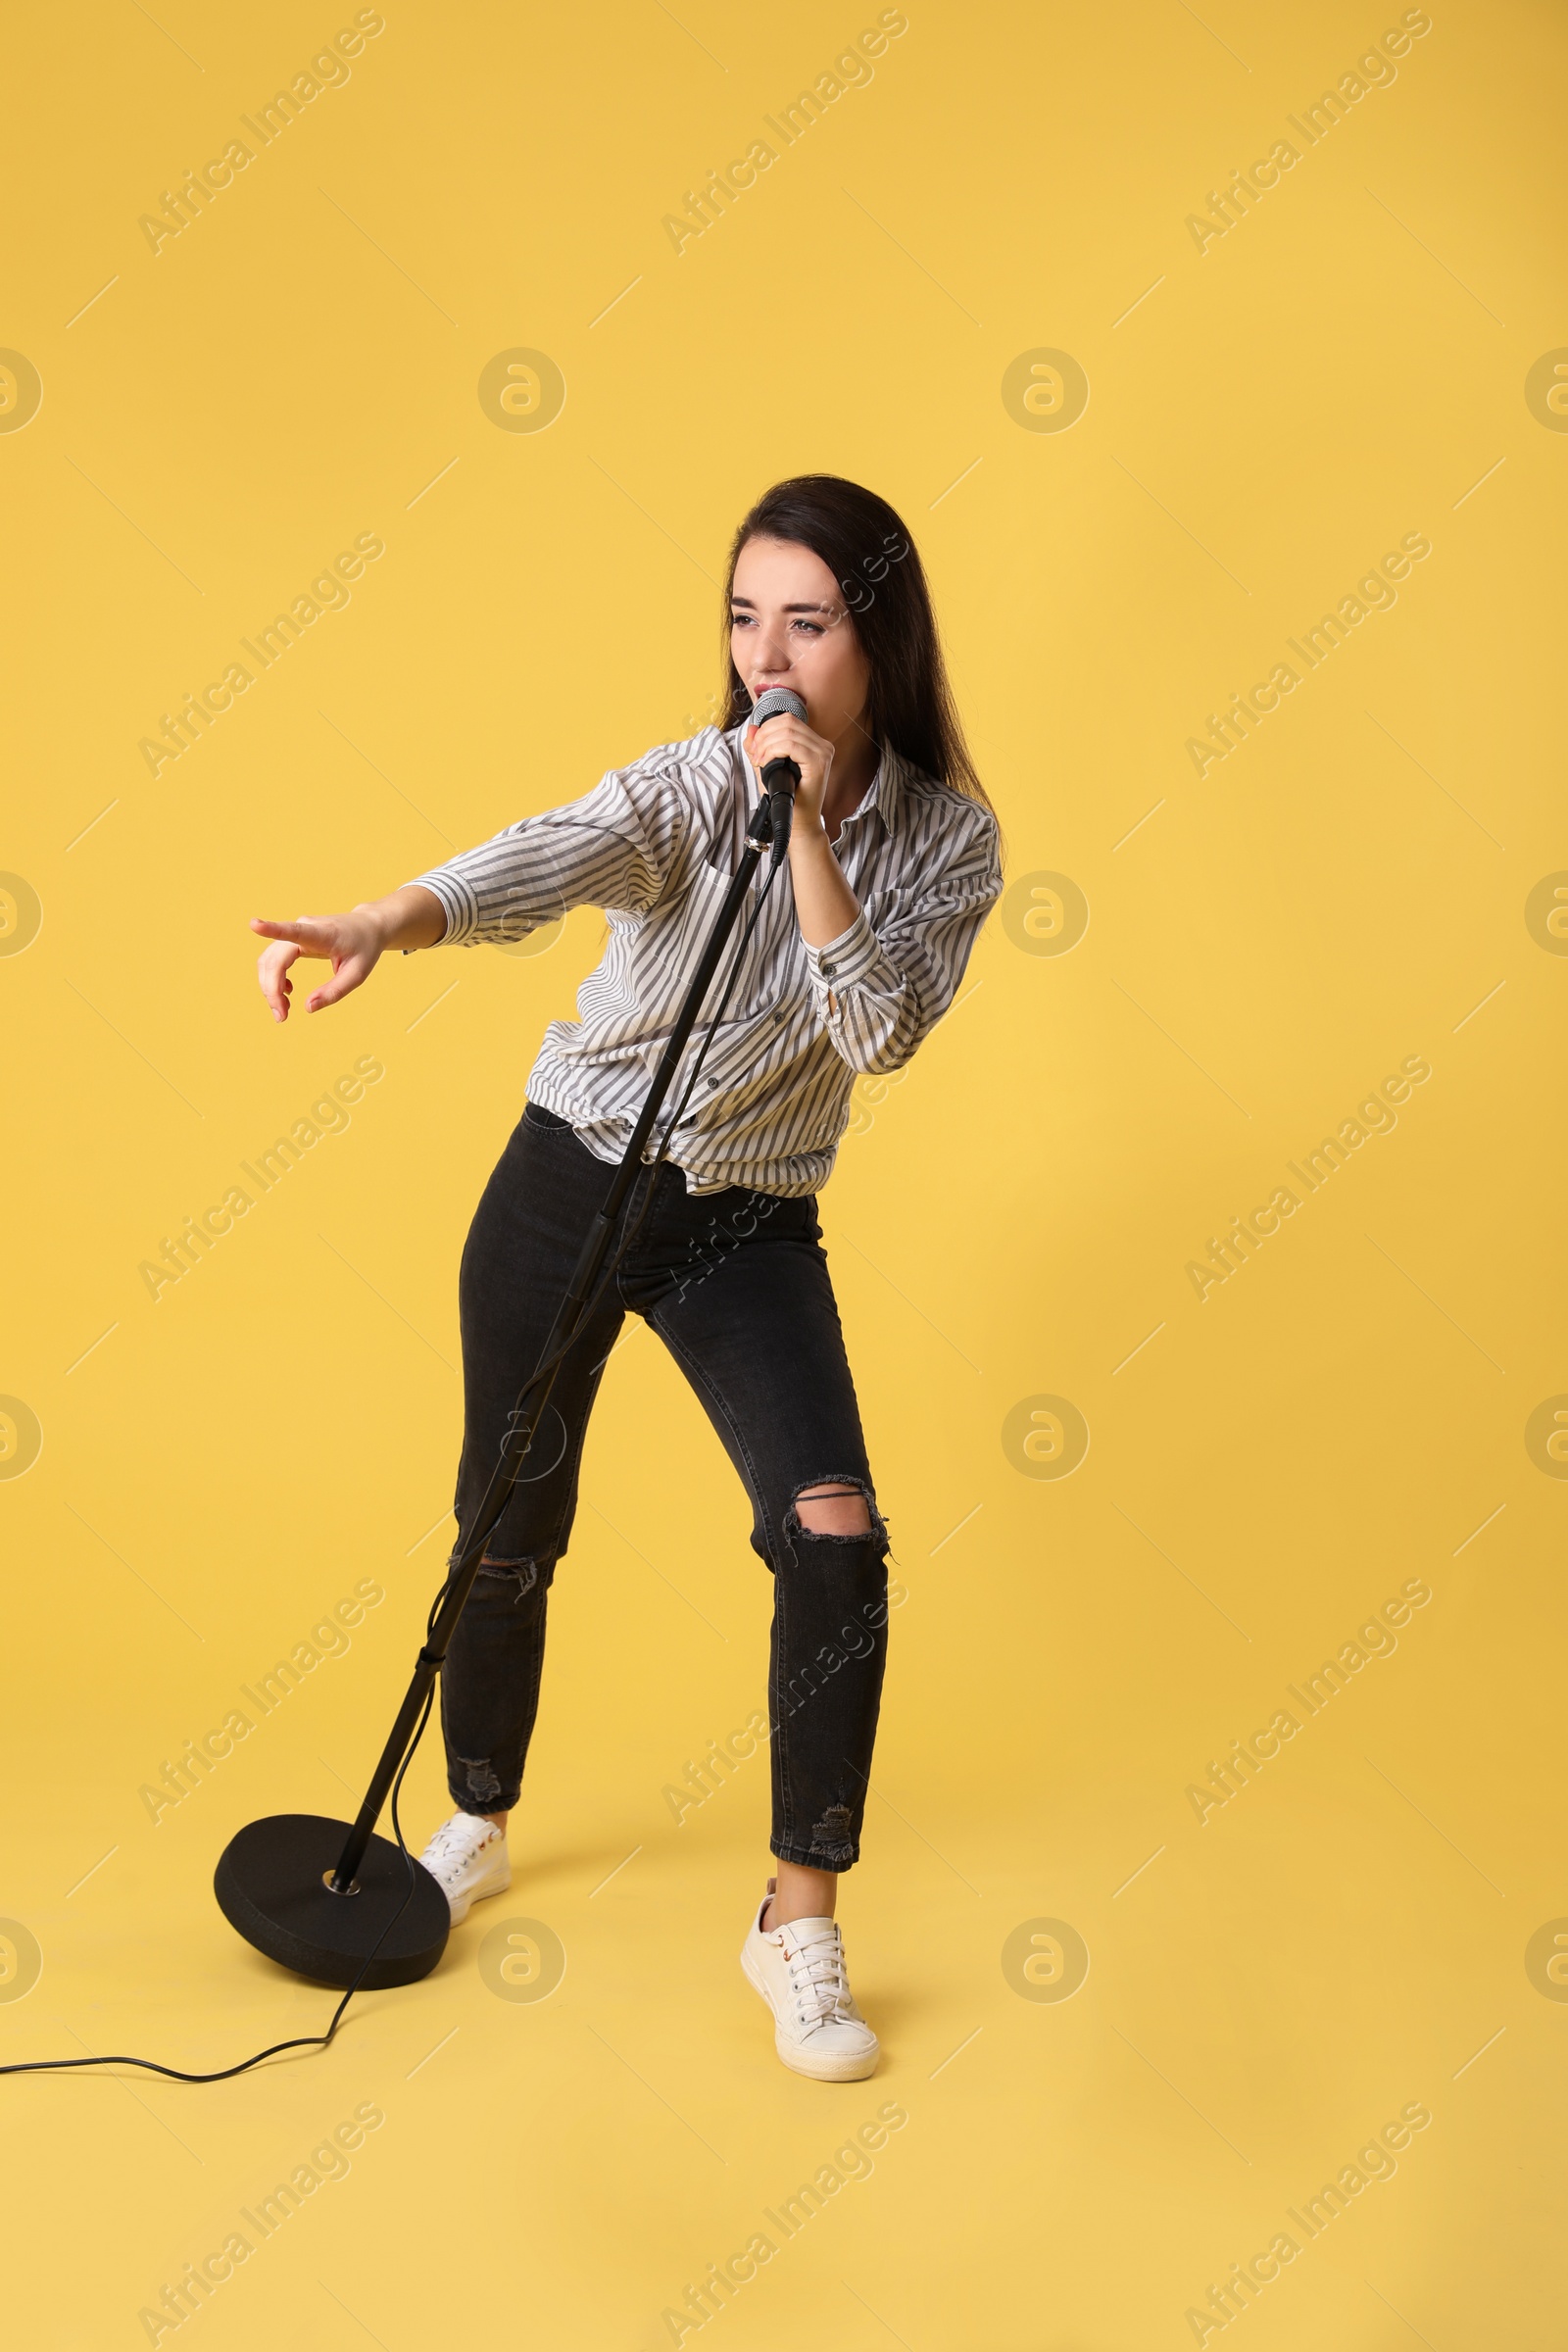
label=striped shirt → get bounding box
[402,719,1002,1197]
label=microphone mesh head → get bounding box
[751,687,808,726]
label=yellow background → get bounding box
[4,0,1565,2342]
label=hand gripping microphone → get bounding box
[751,686,807,868]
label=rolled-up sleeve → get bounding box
[401,754,693,949]
[804,804,1003,1075]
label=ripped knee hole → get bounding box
[793,1482,875,1538]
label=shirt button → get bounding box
[820,959,836,978]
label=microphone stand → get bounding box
[215,792,780,1988]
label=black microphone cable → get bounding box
[1,841,789,2086]
[0,1681,438,2084]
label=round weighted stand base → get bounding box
[215,1815,450,1989]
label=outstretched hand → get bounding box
[251,909,384,1021]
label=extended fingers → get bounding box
[251,915,332,947]
[305,960,364,1012]
[256,938,300,1020]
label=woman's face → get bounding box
[729,535,872,747]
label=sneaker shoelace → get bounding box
[423,1819,496,1884]
[783,1924,852,2030]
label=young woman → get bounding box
[252,474,1002,2082]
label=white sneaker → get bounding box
[740,1878,880,2082]
[417,1812,511,1925]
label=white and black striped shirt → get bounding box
[402,720,1002,1197]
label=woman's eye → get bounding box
[792,619,823,636]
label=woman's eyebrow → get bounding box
[729,598,837,613]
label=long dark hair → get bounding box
[718,474,996,823]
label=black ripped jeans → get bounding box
[438,1101,892,1872]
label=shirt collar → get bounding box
[846,739,902,838]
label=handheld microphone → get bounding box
[750,686,807,866]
